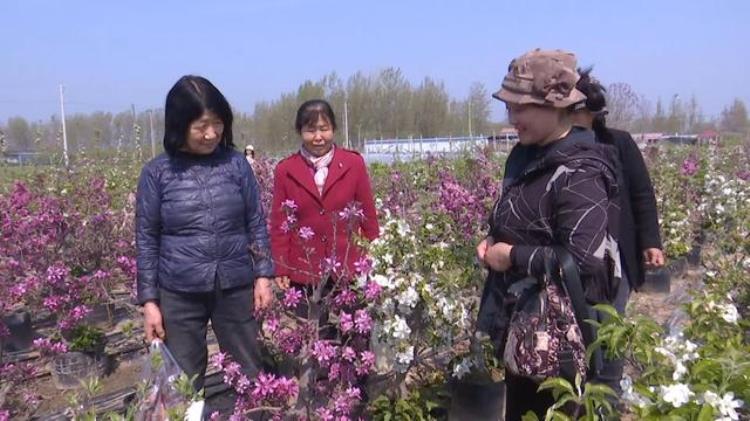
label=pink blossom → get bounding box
[58,305,91,330]
[681,156,699,176]
[264,316,280,334]
[339,312,354,333]
[43,295,66,312]
[353,257,373,276]
[281,199,298,212]
[321,257,342,275]
[356,351,375,376]
[316,407,335,421]
[46,263,70,285]
[311,340,337,366]
[354,309,372,334]
[341,347,357,362]
[334,289,357,308]
[364,281,382,300]
[298,226,315,241]
[33,338,69,355]
[283,288,304,309]
[338,202,365,222]
[210,352,228,369]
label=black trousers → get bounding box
[160,283,266,392]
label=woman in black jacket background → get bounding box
[572,69,665,294]
[572,69,665,397]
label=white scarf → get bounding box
[300,145,335,195]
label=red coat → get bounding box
[270,147,379,284]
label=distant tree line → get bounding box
[1,69,748,157]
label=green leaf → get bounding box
[696,403,715,421]
[584,383,618,398]
[538,377,575,397]
[522,412,540,421]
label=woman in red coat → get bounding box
[271,99,379,288]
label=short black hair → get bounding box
[294,99,337,134]
[163,75,234,155]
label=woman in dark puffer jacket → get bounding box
[136,75,274,393]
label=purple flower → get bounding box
[354,309,372,334]
[316,407,335,421]
[737,170,750,181]
[43,295,65,312]
[46,263,70,285]
[298,226,315,241]
[341,346,357,362]
[334,289,357,308]
[281,199,298,212]
[364,281,383,300]
[264,316,280,334]
[338,202,365,222]
[681,156,699,176]
[282,288,303,309]
[321,257,342,275]
[210,352,228,369]
[339,312,354,333]
[33,338,68,355]
[311,340,337,366]
[353,257,373,276]
[356,351,376,376]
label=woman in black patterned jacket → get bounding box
[476,49,623,419]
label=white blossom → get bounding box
[659,383,694,408]
[385,315,411,340]
[452,358,473,379]
[397,286,420,312]
[718,303,740,324]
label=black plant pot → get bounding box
[449,377,505,420]
[1,310,36,352]
[642,268,671,293]
[686,245,702,266]
[51,351,108,390]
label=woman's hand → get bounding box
[484,242,514,272]
[643,248,665,269]
[143,301,165,343]
[254,277,274,310]
[476,237,491,266]
[275,276,290,290]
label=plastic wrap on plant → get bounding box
[136,339,196,421]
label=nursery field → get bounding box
[1,140,748,420]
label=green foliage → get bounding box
[67,325,106,353]
[369,386,448,421]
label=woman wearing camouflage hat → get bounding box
[475,49,622,419]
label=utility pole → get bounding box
[468,100,473,138]
[148,109,156,158]
[59,84,70,168]
[343,99,350,149]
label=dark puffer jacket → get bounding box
[135,147,274,305]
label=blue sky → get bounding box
[1,0,748,122]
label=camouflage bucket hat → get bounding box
[493,49,587,108]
